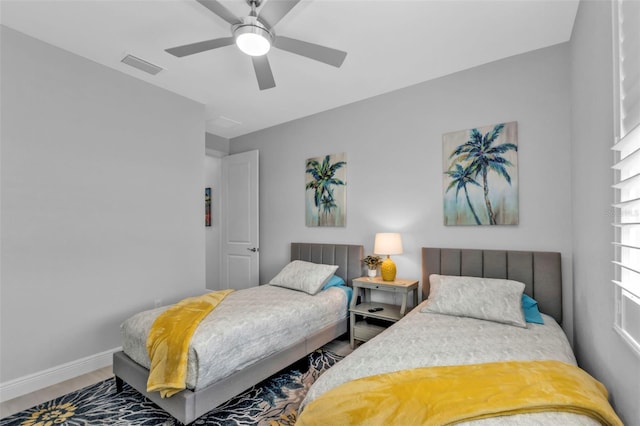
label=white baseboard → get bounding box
[0,347,121,403]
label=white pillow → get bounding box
[269,260,339,295]
[420,274,526,328]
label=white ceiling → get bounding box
[1,0,579,139]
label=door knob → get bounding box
[247,247,259,252]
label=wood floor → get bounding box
[0,366,113,418]
[0,338,353,419]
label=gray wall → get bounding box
[231,43,574,340]
[206,132,230,154]
[570,1,640,424]
[0,26,206,382]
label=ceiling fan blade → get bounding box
[196,0,241,25]
[257,0,301,28]
[251,56,276,90]
[273,36,347,68]
[166,37,235,57]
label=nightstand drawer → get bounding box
[353,320,386,341]
[355,283,408,293]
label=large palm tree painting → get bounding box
[305,153,347,227]
[443,122,518,225]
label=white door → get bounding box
[221,150,259,290]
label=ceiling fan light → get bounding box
[236,33,270,56]
[235,25,272,56]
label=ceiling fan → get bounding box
[165,0,348,90]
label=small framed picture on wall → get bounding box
[205,187,212,227]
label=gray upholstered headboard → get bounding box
[291,243,363,286]
[422,248,562,323]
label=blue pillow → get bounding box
[322,275,351,305]
[323,275,345,288]
[522,294,544,324]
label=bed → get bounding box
[112,242,363,425]
[298,247,622,425]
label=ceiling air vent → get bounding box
[121,54,163,75]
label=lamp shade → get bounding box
[374,233,403,255]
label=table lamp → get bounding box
[374,233,403,281]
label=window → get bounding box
[612,0,640,356]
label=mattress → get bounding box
[121,284,348,391]
[300,301,600,425]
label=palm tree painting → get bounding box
[443,122,518,225]
[305,153,347,227]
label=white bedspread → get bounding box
[300,301,601,425]
[121,284,347,391]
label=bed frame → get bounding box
[113,242,363,425]
[421,247,562,323]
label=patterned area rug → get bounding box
[1,349,343,426]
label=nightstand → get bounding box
[350,276,419,348]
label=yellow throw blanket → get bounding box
[296,360,623,426]
[146,289,234,398]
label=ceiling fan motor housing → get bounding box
[232,16,274,56]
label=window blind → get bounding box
[618,0,640,136]
[612,0,640,356]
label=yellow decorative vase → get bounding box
[380,256,396,281]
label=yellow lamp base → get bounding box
[380,256,397,281]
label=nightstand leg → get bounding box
[350,288,358,310]
[400,293,408,316]
[350,311,355,349]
